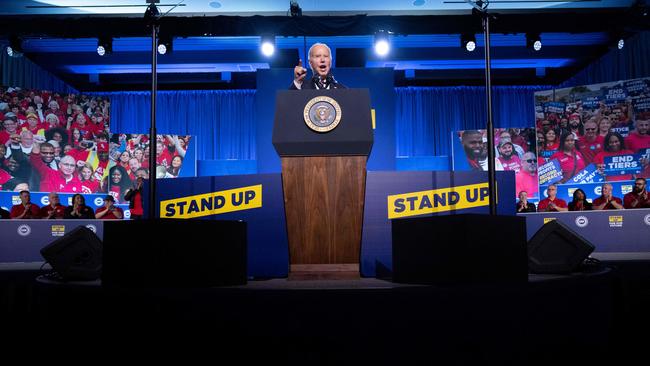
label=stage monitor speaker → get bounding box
[527,219,595,274]
[391,214,528,284]
[101,219,247,288]
[40,225,103,281]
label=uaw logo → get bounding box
[17,224,31,237]
[41,196,50,206]
[51,225,65,237]
[303,96,342,133]
[85,224,97,233]
[644,214,650,227]
[575,216,589,228]
[608,215,624,228]
[94,197,104,207]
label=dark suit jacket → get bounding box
[289,75,346,90]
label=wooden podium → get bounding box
[272,89,373,279]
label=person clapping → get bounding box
[64,193,95,219]
[95,195,124,220]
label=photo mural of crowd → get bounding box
[0,87,191,204]
[526,77,650,212]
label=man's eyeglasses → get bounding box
[60,163,76,168]
[585,128,596,131]
[525,159,537,164]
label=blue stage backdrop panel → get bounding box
[520,209,650,252]
[361,170,516,277]
[0,220,104,263]
[155,174,289,278]
[256,68,395,173]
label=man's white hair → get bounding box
[307,43,332,73]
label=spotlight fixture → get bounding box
[260,35,275,57]
[289,1,302,17]
[97,36,112,56]
[526,33,542,51]
[617,38,625,50]
[6,35,23,57]
[158,35,173,55]
[461,33,476,52]
[374,30,391,57]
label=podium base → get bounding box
[288,264,360,281]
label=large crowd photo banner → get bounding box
[451,127,539,200]
[534,77,650,202]
[0,86,194,213]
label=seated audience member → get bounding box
[593,183,624,210]
[568,188,593,211]
[64,193,95,219]
[95,195,124,220]
[10,190,40,219]
[516,191,536,213]
[537,184,568,212]
[40,191,65,219]
[623,178,650,209]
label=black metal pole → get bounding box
[483,12,497,215]
[148,23,158,219]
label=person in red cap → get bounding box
[21,112,46,137]
[92,141,111,183]
[95,195,124,220]
[568,113,583,137]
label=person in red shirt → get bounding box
[541,129,560,161]
[598,116,613,138]
[623,178,650,209]
[20,113,46,137]
[497,140,521,173]
[537,184,568,212]
[594,132,637,182]
[550,132,586,183]
[78,162,101,194]
[124,176,144,220]
[10,190,41,219]
[40,191,66,219]
[95,195,124,220]
[0,118,19,145]
[593,183,624,210]
[625,118,650,153]
[30,143,83,193]
[577,120,603,164]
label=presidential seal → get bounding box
[303,96,342,133]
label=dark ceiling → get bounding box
[1,3,649,91]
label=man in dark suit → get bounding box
[290,43,346,90]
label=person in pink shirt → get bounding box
[577,120,604,164]
[497,139,521,172]
[30,143,83,193]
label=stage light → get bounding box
[6,36,23,57]
[526,33,542,51]
[158,35,173,55]
[289,1,302,17]
[461,34,476,52]
[97,36,112,56]
[260,35,275,57]
[374,30,390,57]
[617,38,625,50]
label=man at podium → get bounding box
[290,43,346,90]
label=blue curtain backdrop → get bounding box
[0,44,78,94]
[395,85,549,157]
[96,90,256,160]
[562,31,650,87]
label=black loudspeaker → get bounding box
[527,219,595,274]
[392,214,528,284]
[40,226,103,281]
[101,219,247,287]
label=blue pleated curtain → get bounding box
[96,90,256,160]
[395,85,550,157]
[0,45,78,94]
